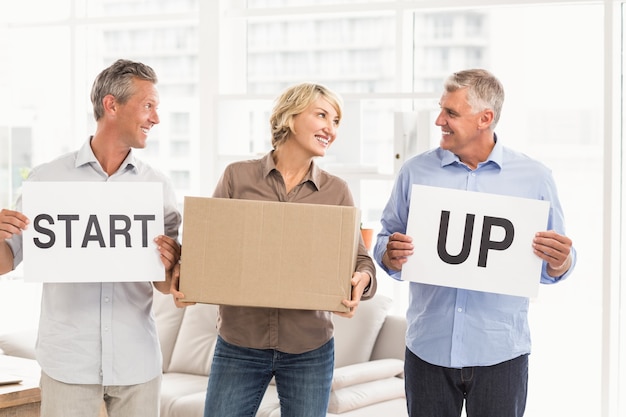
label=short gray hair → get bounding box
[444,69,504,130]
[90,59,158,121]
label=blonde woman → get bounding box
[173,83,376,417]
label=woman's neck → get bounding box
[273,146,313,193]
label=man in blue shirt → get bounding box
[373,69,576,417]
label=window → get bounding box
[0,1,622,415]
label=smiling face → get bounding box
[113,78,160,149]
[435,88,482,153]
[434,87,494,166]
[288,97,340,158]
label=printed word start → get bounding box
[32,214,156,249]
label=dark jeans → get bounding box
[203,336,334,417]
[405,348,528,417]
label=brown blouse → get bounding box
[212,152,377,354]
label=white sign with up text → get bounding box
[403,184,550,298]
[21,182,165,283]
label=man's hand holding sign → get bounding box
[533,230,573,278]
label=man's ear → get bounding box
[478,109,494,130]
[102,94,117,115]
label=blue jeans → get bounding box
[203,336,334,417]
[405,348,528,417]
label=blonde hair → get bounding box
[270,83,343,148]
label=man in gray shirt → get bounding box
[0,59,181,417]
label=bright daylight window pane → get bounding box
[6,27,74,197]
[89,18,200,197]
[82,0,198,17]
[4,1,71,23]
[246,0,395,7]
[246,15,395,94]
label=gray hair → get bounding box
[444,69,504,130]
[90,59,158,121]
[270,83,343,149]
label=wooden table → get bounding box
[0,355,41,417]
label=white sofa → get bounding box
[0,290,408,417]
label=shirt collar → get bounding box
[76,137,98,168]
[76,136,138,174]
[440,133,502,170]
[262,151,321,191]
[487,134,503,169]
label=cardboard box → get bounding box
[179,197,360,312]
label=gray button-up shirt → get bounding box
[7,138,181,385]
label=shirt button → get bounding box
[104,326,110,332]
[104,297,110,303]
[457,308,463,313]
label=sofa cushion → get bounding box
[331,358,403,391]
[167,392,207,417]
[333,295,393,368]
[153,291,186,370]
[370,314,407,362]
[327,398,408,417]
[167,303,219,376]
[0,330,37,360]
[328,376,405,414]
[160,372,208,417]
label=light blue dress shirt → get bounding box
[7,138,181,385]
[373,137,577,368]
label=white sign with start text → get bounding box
[21,182,165,283]
[403,184,550,298]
